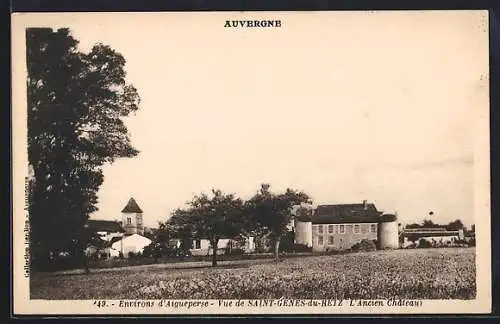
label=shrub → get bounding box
[278,231,296,252]
[225,248,244,256]
[418,238,431,248]
[292,244,313,253]
[351,239,377,252]
[169,247,192,258]
[142,243,154,258]
[89,252,100,261]
[325,247,343,255]
[143,243,167,259]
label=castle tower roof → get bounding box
[121,197,143,213]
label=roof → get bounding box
[312,203,384,224]
[87,220,125,233]
[294,207,313,222]
[106,236,123,247]
[111,234,152,248]
[404,227,447,232]
[121,197,143,213]
[402,230,460,238]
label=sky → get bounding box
[28,11,489,228]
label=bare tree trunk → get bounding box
[84,259,90,273]
[274,239,280,262]
[212,238,219,267]
[82,250,90,274]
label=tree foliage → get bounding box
[445,219,465,231]
[153,221,173,244]
[165,208,197,252]
[26,28,140,270]
[245,184,311,261]
[165,189,245,266]
[405,219,465,231]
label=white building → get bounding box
[401,228,464,248]
[110,233,152,257]
[189,237,255,256]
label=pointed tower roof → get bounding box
[121,197,143,213]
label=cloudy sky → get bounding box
[23,11,489,228]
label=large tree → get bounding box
[26,28,140,270]
[166,189,245,266]
[246,184,311,262]
[191,189,246,266]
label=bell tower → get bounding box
[121,197,144,235]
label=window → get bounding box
[318,236,324,245]
[192,240,201,249]
[339,225,345,234]
[371,224,377,233]
[328,225,334,234]
[354,224,360,234]
[328,236,334,245]
[318,225,324,234]
[127,217,131,225]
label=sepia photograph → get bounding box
[12,11,491,315]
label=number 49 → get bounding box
[93,300,107,307]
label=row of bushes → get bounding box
[140,243,248,260]
[33,237,476,272]
[405,238,475,249]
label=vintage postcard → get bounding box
[12,11,491,315]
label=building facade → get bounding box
[312,222,378,251]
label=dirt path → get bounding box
[34,257,279,277]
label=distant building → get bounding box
[294,200,399,251]
[401,227,464,248]
[86,198,151,258]
[84,220,125,259]
[189,237,255,256]
[168,237,256,256]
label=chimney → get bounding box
[363,200,367,210]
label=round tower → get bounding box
[294,218,312,247]
[378,214,399,249]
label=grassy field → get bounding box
[30,248,476,300]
